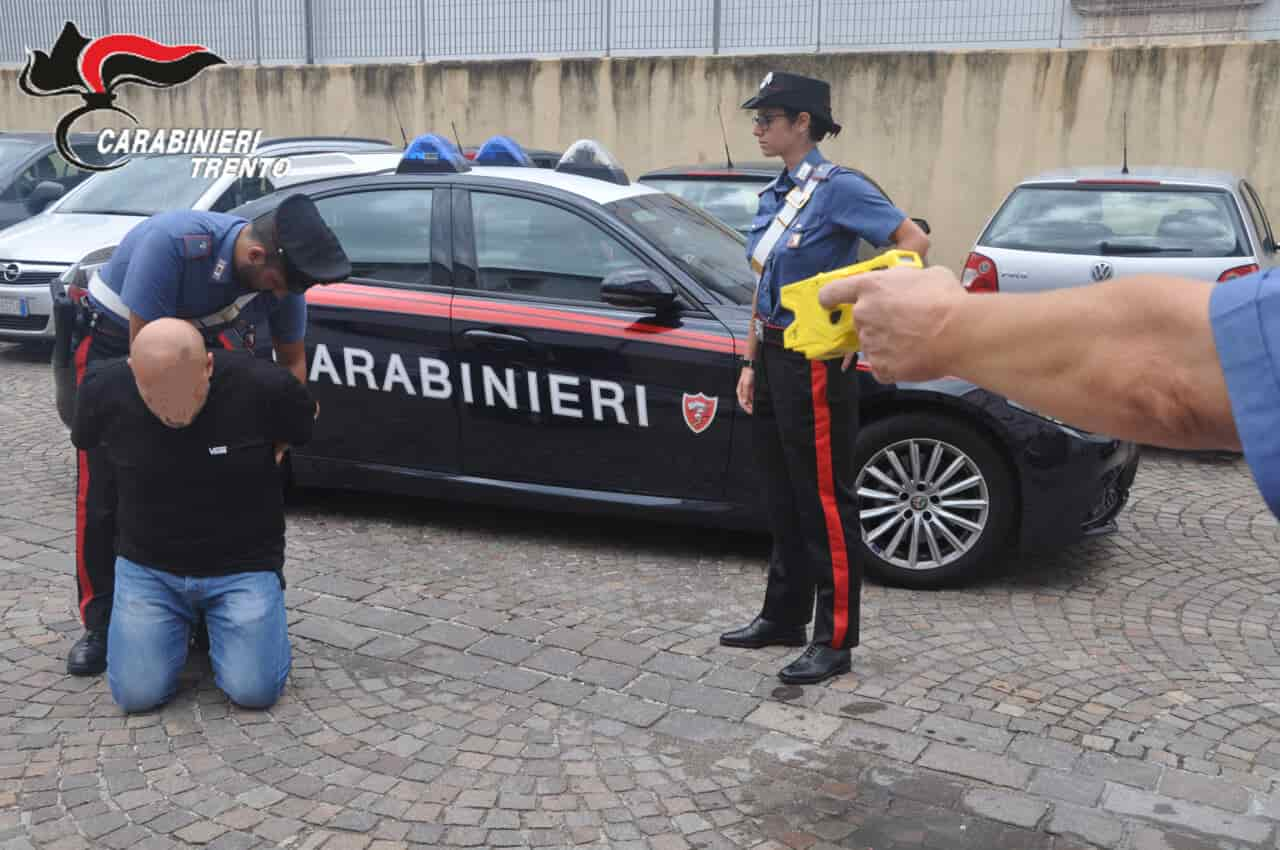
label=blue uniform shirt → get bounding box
[745,147,907,328]
[90,210,307,344]
[1210,268,1280,519]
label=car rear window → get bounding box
[640,177,768,233]
[980,185,1249,258]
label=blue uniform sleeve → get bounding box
[827,172,907,248]
[1209,269,1280,520]
[267,293,307,344]
[119,229,184,322]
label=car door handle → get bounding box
[462,329,532,346]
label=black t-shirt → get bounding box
[71,350,316,577]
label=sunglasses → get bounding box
[751,112,790,129]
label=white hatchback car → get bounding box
[963,167,1277,294]
[0,137,403,341]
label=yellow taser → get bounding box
[779,249,923,360]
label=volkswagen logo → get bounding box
[1091,262,1113,282]
[1,263,19,283]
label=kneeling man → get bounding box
[71,318,317,712]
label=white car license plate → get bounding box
[0,297,28,317]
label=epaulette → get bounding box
[811,162,838,181]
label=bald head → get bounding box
[129,319,213,428]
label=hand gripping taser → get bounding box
[779,249,923,360]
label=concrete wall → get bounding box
[2,41,1277,269]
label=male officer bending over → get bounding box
[66,194,349,677]
[71,318,318,712]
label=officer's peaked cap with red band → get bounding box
[272,193,352,293]
[741,71,842,134]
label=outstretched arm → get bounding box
[822,267,1240,451]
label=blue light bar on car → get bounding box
[396,133,470,174]
[474,135,534,166]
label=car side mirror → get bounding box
[912,217,931,235]
[27,180,65,213]
[600,269,677,311]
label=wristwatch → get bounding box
[741,358,755,370]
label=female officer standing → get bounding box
[719,71,930,684]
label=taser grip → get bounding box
[779,249,923,360]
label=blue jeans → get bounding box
[107,556,291,713]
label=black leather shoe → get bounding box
[720,616,807,649]
[66,629,108,676]
[778,643,851,685]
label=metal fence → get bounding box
[2,0,1279,66]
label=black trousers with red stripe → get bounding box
[753,337,862,650]
[73,326,130,631]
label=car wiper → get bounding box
[1098,242,1193,255]
[62,209,154,216]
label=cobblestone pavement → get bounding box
[2,340,1279,850]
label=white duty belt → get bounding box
[88,268,261,330]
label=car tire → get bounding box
[852,412,1015,589]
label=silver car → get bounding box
[0,138,402,342]
[963,167,1277,293]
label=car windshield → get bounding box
[0,139,38,172]
[981,185,1248,257]
[608,193,756,305]
[56,154,219,215]
[641,177,770,233]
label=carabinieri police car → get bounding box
[56,134,1141,588]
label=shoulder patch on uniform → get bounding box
[812,162,838,180]
[182,234,212,260]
